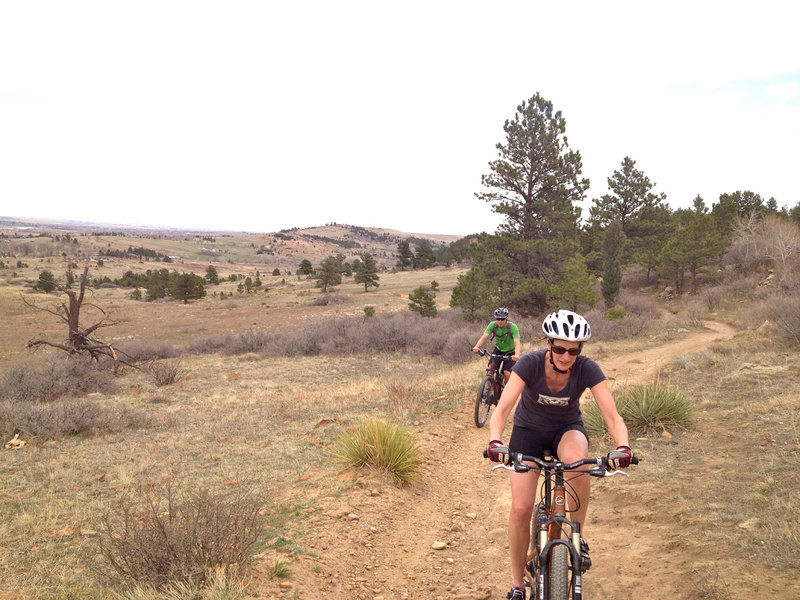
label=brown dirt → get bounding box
[248,320,800,600]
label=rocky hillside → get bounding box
[0,218,464,271]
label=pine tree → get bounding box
[453,93,587,317]
[657,196,725,293]
[408,286,437,317]
[354,252,380,292]
[396,241,414,271]
[315,256,342,293]
[601,220,626,307]
[549,255,599,311]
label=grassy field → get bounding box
[1,223,799,599]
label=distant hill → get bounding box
[0,217,464,271]
[264,224,463,267]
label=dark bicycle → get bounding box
[474,349,506,428]
[485,446,638,599]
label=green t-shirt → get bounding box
[484,321,520,353]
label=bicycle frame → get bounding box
[489,448,637,600]
[474,350,507,428]
[530,457,584,600]
[478,349,506,394]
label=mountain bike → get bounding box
[474,349,507,428]
[484,446,638,599]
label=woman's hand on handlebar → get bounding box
[608,446,634,469]
[485,440,508,463]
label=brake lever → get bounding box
[602,469,630,478]
[491,463,511,471]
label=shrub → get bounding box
[604,305,627,321]
[363,305,376,317]
[148,359,185,387]
[115,340,179,362]
[0,396,153,440]
[743,291,800,349]
[99,481,268,587]
[185,313,479,362]
[583,307,657,340]
[583,382,695,438]
[0,354,117,402]
[311,294,351,306]
[333,419,422,486]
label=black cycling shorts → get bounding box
[508,423,589,460]
[491,348,515,374]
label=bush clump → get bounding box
[0,354,118,402]
[99,481,268,587]
[334,419,422,486]
[604,305,627,321]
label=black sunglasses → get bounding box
[551,344,581,356]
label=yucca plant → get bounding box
[334,419,422,485]
[584,382,695,437]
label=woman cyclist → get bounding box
[485,309,633,600]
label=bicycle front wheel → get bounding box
[548,543,569,600]
[474,374,494,427]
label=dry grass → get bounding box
[625,347,800,572]
[0,343,477,598]
[3,226,800,597]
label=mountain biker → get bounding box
[485,309,632,600]
[472,307,521,385]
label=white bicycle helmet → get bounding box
[541,310,591,342]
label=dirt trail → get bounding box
[599,320,737,386]
[250,321,800,600]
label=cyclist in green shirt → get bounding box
[472,307,521,385]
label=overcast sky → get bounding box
[2,1,797,236]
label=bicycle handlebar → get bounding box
[476,349,507,359]
[483,446,640,477]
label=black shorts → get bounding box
[491,348,515,374]
[508,423,589,460]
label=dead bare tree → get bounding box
[24,264,126,365]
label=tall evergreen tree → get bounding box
[719,190,766,218]
[626,203,674,282]
[549,255,598,311]
[395,240,414,271]
[453,93,588,317]
[315,256,342,293]
[601,220,626,307]
[478,93,586,240]
[589,157,666,233]
[657,196,725,293]
[449,269,492,320]
[585,156,669,273]
[413,240,436,269]
[354,252,380,292]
